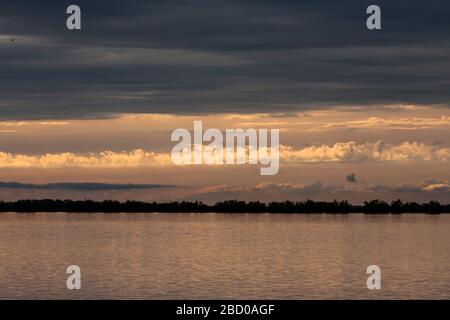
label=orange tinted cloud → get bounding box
[0,140,449,168]
[279,141,450,162]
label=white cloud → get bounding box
[0,140,449,168]
[0,150,171,168]
[280,141,450,162]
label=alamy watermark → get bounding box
[171,121,279,175]
[366,265,381,290]
[65,4,381,32]
[66,265,81,290]
[66,5,81,30]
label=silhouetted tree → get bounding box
[0,199,447,214]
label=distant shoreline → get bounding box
[0,199,448,214]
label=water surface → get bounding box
[0,213,449,299]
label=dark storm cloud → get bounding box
[0,181,174,190]
[1,0,449,119]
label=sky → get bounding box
[0,0,450,203]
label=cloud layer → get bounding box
[280,141,450,162]
[0,182,172,190]
[0,140,449,168]
[1,179,450,204]
[311,116,450,131]
[189,179,450,204]
[0,150,171,168]
[1,0,450,119]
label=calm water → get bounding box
[0,213,449,299]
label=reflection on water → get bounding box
[0,213,449,299]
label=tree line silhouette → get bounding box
[0,199,448,214]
